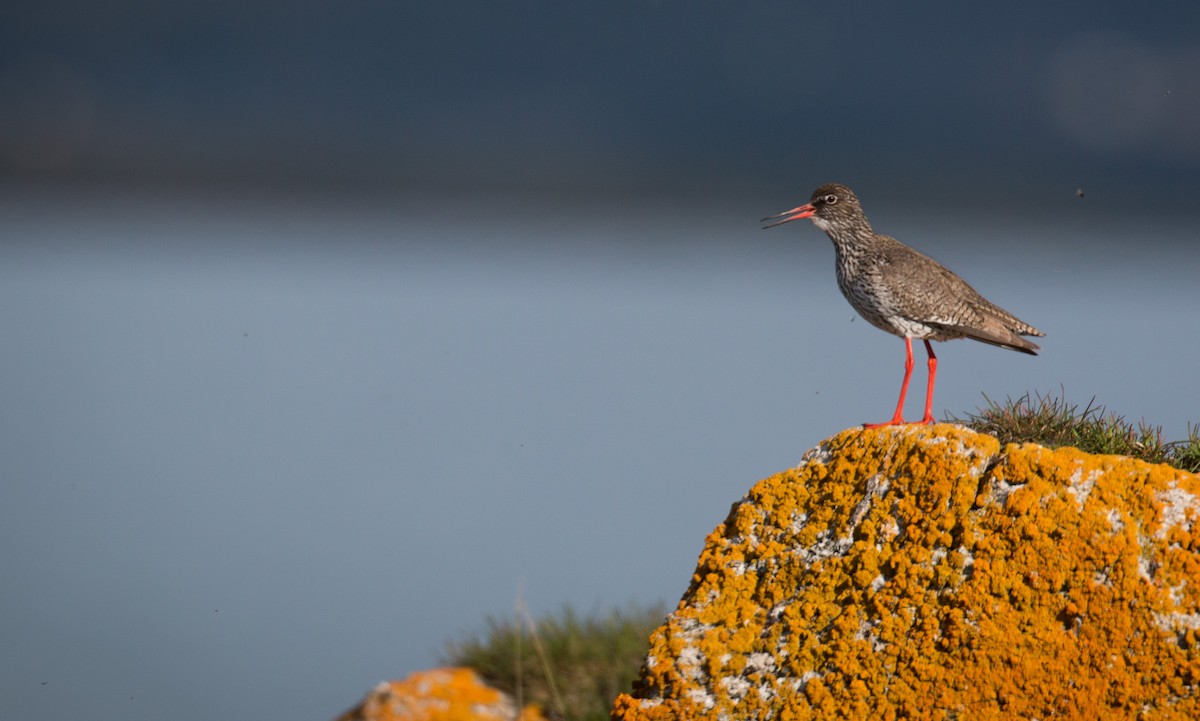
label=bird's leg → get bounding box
[864,337,914,428]
[920,340,937,425]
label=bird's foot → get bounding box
[863,415,906,428]
[862,416,935,429]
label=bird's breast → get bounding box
[834,262,950,340]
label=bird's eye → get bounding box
[824,194,838,205]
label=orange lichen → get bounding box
[613,425,1200,720]
[336,667,545,721]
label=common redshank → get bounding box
[762,183,1044,427]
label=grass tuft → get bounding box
[442,602,666,721]
[949,390,1200,473]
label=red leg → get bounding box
[920,340,937,424]
[864,337,914,428]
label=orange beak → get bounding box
[761,203,816,229]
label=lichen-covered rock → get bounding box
[336,667,545,721]
[612,425,1200,720]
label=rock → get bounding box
[337,667,546,721]
[612,424,1200,720]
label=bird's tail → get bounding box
[956,325,1041,355]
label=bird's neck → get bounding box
[816,219,877,260]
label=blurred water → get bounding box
[1,190,1196,721]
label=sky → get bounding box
[2,3,1199,721]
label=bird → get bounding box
[762,183,1044,427]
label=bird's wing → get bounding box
[874,237,1043,351]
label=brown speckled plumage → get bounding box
[804,183,1042,352]
[762,182,1044,426]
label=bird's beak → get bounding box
[761,203,816,229]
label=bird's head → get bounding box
[762,183,864,233]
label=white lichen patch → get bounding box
[986,477,1025,507]
[1067,464,1099,510]
[1154,611,1200,635]
[1169,580,1189,607]
[845,474,889,533]
[855,618,887,652]
[789,473,896,568]
[745,652,776,674]
[789,511,809,535]
[1155,483,1200,539]
[797,671,821,690]
[877,517,900,548]
[1106,508,1125,533]
[719,675,750,700]
[957,545,976,572]
[678,644,706,680]
[795,529,853,566]
[797,442,835,470]
[684,687,716,711]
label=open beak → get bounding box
[761,203,816,229]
